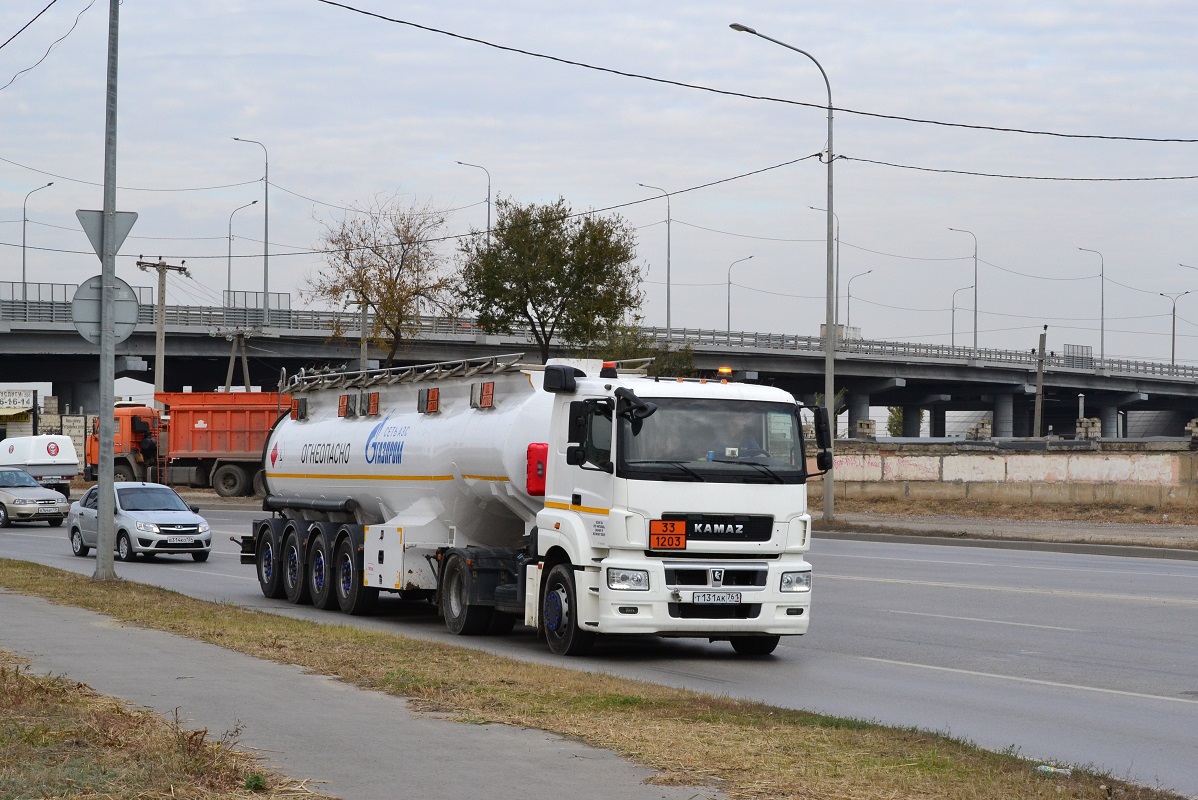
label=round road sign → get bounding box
[72,275,139,345]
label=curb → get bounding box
[817,528,1198,560]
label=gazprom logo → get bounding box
[364,416,405,465]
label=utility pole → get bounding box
[137,258,190,408]
[1033,325,1048,437]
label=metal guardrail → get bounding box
[3,281,1196,381]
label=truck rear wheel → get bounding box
[213,464,248,497]
[307,528,339,611]
[441,553,493,635]
[281,529,311,605]
[542,563,595,656]
[334,537,377,615]
[256,524,286,599]
[113,464,135,483]
[729,635,781,656]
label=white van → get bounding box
[0,435,79,498]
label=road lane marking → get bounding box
[860,657,1198,705]
[816,552,1198,580]
[886,610,1085,631]
[820,573,1198,605]
[167,568,255,581]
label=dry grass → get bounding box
[0,559,1185,800]
[0,649,333,800]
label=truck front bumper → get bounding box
[585,557,811,637]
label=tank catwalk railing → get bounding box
[3,280,1196,381]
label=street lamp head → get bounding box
[729,23,756,33]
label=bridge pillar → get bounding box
[930,406,946,437]
[901,405,922,437]
[52,380,100,415]
[993,394,1013,437]
[847,393,870,438]
[1099,406,1119,438]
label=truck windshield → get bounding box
[617,398,807,484]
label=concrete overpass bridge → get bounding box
[3,281,1197,437]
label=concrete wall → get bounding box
[828,440,1197,507]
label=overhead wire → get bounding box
[1,0,92,92]
[0,0,57,52]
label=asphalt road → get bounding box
[4,503,1197,798]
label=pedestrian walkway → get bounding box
[0,591,718,800]
[821,511,1198,557]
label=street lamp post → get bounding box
[227,200,258,305]
[726,255,754,333]
[233,137,269,327]
[22,181,53,317]
[951,284,973,349]
[845,269,872,331]
[809,206,839,325]
[638,183,672,341]
[948,227,978,349]
[731,22,836,521]
[1078,247,1104,364]
[456,161,491,245]
[1160,290,1190,368]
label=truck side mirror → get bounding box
[544,365,583,393]
[816,451,833,472]
[566,445,587,466]
[812,406,832,451]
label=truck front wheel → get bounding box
[542,564,595,656]
[729,635,781,656]
[212,464,248,497]
[441,553,493,635]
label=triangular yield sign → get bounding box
[76,209,138,260]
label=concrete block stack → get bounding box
[965,418,993,441]
[1075,417,1102,439]
[855,419,877,440]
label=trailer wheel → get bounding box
[542,563,595,656]
[256,524,285,598]
[441,553,494,635]
[729,635,780,657]
[212,464,248,497]
[334,537,377,615]
[281,530,311,605]
[308,529,339,610]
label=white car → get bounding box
[67,482,212,562]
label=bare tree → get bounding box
[309,194,456,366]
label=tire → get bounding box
[542,563,595,656]
[252,469,268,498]
[256,525,286,599]
[307,528,339,610]
[192,551,210,562]
[116,532,136,562]
[281,530,311,605]
[113,463,136,482]
[441,553,493,635]
[334,536,377,615]
[730,635,781,656]
[47,518,63,528]
[212,464,248,497]
[0,505,9,528]
[70,528,90,557]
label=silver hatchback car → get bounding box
[67,482,212,562]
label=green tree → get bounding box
[308,195,456,366]
[457,197,643,363]
[887,406,925,436]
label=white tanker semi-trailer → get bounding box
[240,354,833,656]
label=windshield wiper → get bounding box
[709,458,785,484]
[624,459,705,481]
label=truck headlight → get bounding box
[608,568,650,591]
[780,571,811,592]
[135,521,160,533]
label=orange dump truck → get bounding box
[85,392,290,497]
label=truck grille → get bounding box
[658,513,773,542]
[664,567,767,588]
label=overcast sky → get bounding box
[3,0,1197,373]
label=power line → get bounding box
[842,155,1198,182]
[313,0,1198,144]
[1,0,94,92]
[0,154,261,191]
[0,0,57,52]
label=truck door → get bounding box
[568,400,615,546]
